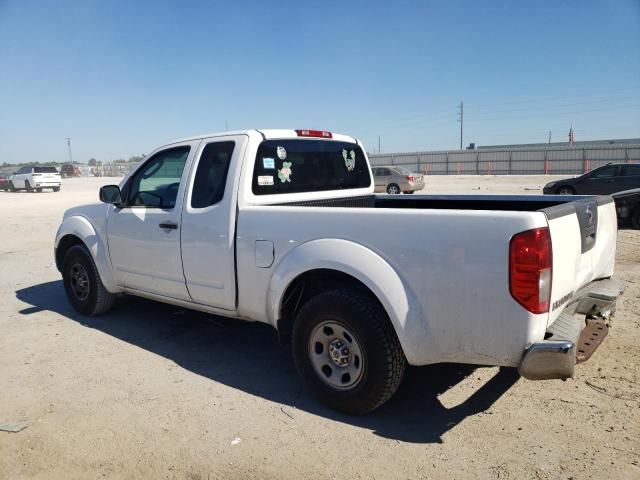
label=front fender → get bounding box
[268,238,427,364]
[55,214,120,294]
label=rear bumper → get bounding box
[518,277,624,380]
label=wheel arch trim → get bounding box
[55,215,120,293]
[268,238,426,364]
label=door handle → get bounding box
[159,222,178,230]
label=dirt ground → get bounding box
[1,176,638,480]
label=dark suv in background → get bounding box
[543,163,640,195]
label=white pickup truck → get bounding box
[55,129,624,414]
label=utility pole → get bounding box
[548,131,552,144]
[225,120,229,131]
[457,101,464,150]
[378,135,381,154]
[66,137,73,164]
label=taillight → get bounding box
[406,175,415,182]
[295,129,332,138]
[509,227,552,314]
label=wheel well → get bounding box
[556,184,575,194]
[277,269,382,344]
[55,235,85,271]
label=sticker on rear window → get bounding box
[342,149,356,171]
[277,146,287,160]
[278,162,292,183]
[258,175,274,186]
[262,157,275,169]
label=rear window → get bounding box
[252,140,371,195]
[393,166,413,175]
[34,167,59,173]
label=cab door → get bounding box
[180,135,248,309]
[106,142,197,300]
[579,165,620,194]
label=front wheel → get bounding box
[386,183,400,195]
[556,185,575,195]
[62,244,115,316]
[292,289,406,415]
[8,181,16,192]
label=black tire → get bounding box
[36,188,43,193]
[62,244,115,316]
[292,289,406,415]
[9,181,16,192]
[53,186,60,192]
[631,207,640,230]
[556,185,575,195]
[386,183,400,195]
[25,180,32,192]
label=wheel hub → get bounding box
[329,339,351,367]
[70,263,90,301]
[308,321,364,390]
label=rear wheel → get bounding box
[292,289,406,415]
[556,185,575,195]
[9,181,16,192]
[387,184,400,195]
[62,244,115,316]
[25,180,32,192]
[53,186,60,192]
[36,188,43,193]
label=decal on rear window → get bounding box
[342,149,356,171]
[278,162,292,183]
[277,146,287,160]
[258,175,274,186]
[262,157,275,169]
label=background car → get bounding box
[612,188,640,229]
[8,166,61,192]
[60,164,81,178]
[0,175,9,191]
[372,165,425,194]
[543,163,640,195]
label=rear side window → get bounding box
[252,140,371,195]
[34,167,58,173]
[621,165,640,176]
[191,141,234,208]
[590,165,618,178]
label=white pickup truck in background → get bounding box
[54,129,624,414]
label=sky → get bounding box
[0,0,639,164]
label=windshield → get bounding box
[252,140,371,195]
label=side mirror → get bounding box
[99,185,123,205]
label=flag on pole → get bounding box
[569,126,575,146]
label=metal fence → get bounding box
[368,144,640,175]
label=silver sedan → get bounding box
[372,166,425,194]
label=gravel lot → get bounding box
[1,176,638,480]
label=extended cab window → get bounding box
[127,147,190,208]
[191,141,234,208]
[252,140,371,195]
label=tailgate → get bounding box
[543,196,617,327]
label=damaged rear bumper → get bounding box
[518,278,624,381]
